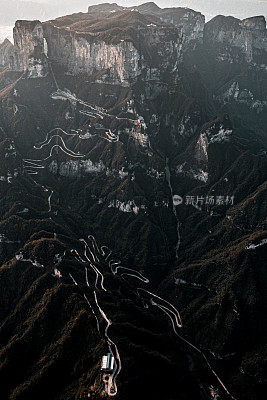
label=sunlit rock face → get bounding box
[6,13,183,85]
[10,20,48,77]
[42,20,183,85]
[43,24,141,85]
[1,4,201,84]
[204,15,267,63]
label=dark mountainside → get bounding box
[0,2,266,400]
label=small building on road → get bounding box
[101,353,115,373]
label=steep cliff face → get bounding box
[204,15,267,63]
[43,23,141,85]
[198,14,267,135]
[11,20,48,77]
[43,11,183,85]
[1,10,183,85]
[0,4,202,81]
[131,3,205,43]
[0,39,13,67]
[158,8,205,43]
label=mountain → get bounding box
[0,3,266,400]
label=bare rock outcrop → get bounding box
[204,15,267,63]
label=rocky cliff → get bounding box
[1,3,266,79]
[43,9,185,84]
[0,39,13,67]
[11,20,48,77]
[0,2,203,83]
[1,10,184,84]
[157,8,205,43]
[43,24,141,85]
[204,15,267,63]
